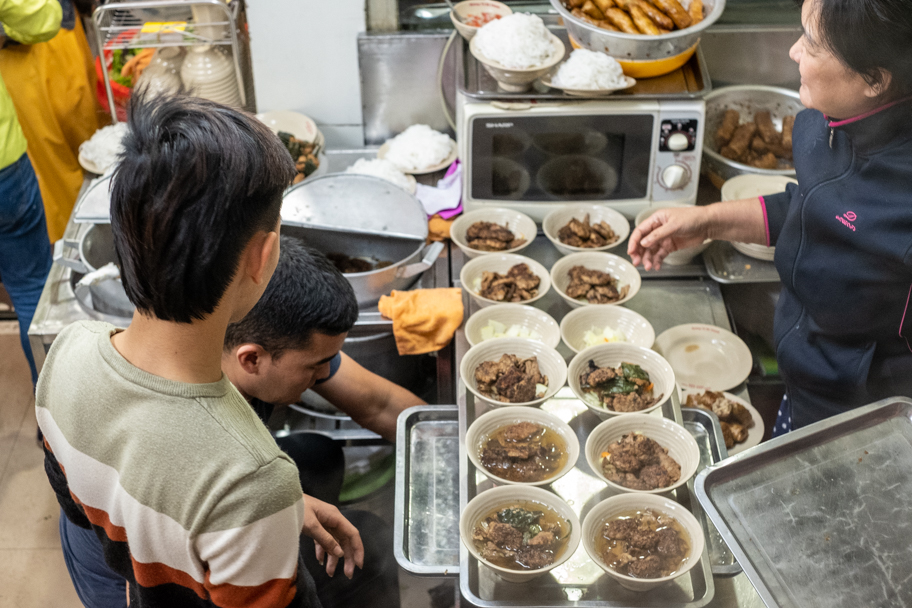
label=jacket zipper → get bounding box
[777,141,856,354]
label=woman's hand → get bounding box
[628,206,712,271]
[302,495,365,579]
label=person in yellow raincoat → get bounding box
[0,0,103,242]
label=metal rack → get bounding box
[92,0,255,120]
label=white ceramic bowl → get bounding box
[469,32,566,93]
[461,485,581,582]
[465,304,561,349]
[543,204,631,256]
[460,338,567,408]
[255,110,325,149]
[560,306,655,353]
[568,343,675,419]
[466,406,580,486]
[451,208,537,260]
[584,414,700,494]
[461,253,551,308]
[450,0,513,40]
[720,174,797,202]
[582,493,705,591]
[634,207,711,266]
[550,252,641,309]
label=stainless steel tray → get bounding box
[702,242,780,284]
[695,397,912,608]
[459,389,715,607]
[394,405,461,576]
[458,28,711,101]
[681,408,740,577]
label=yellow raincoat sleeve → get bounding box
[0,0,61,44]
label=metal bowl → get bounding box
[702,85,804,187]
[549,0,725,65]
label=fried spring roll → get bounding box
[714,109,740,149]
[688,0,704,24]
[720,145,745,162]
[633,0,674,29]
[727,122,757,157]
[597,19,621,30]
[750,136,769,154]
[581,0,606,20]
[572,7,601,25]
[657,26,671,33]
[781,115,795,149]
[651,0,692,29]
[769,141,793,161]
[630,3,661,34]
[594,0,616,13]
[755,111,780,145]
[749,152,779,169]
[567,0,586,7]
[605,7,640,33]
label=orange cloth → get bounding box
[428,214,454,242]
[378,288,464,355]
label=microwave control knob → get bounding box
[661,164,690,190]
[667,132,690,151]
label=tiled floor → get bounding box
[0,324,82,607]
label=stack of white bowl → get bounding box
[135,47,184,97]
[180,45,242,108]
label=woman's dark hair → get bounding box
[224,236,359,357]
[110,94,295,323]
[808,0,912,99]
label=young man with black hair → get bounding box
[38,95,361,608]
[223,236,426,446]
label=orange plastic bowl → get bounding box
[568,35,698,79]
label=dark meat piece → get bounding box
[474,355,546,403]
[558,215,619,249]
[585,366,617,387]
[467,221,515,243]
[485,521,524,550]
[627,555,663,578]
[719,421,736,449]
[655,450,681,483]
[516,546,554,569]
[640,464,674,489]
[474,355,515,387]
[495,367,537,403]
[568,217,591,239]
[327,253,375,274]
[607,391,654,413]
[605,518,638,541]
[569,265,612,286]
[470,238,509,251]
[527,531,555,546]
[656,528,686,559]
[628,529,660,552]
[478,264,539,302]
[588,284,620,304]
[566,282,593,299]
[501,421,542,443]
[558,227,585,248]
[727,422,748,443]
[521,357,546,386]
[714,109,740,149]
[480,541,514,562]
[508,238,527,249]
[729,402,754,428]
[591,221,616,242]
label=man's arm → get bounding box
[313,353,425,441]
[0,0,62,44]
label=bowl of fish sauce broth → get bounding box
[582,494,705,591]
[461,485,581,582]
[467,406,580,486]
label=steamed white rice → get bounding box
[383,125,453,172]
[552,49,627,90]
[345,158,414,192]
[79,123,128,172]
[474,13,554,70]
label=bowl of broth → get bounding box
[582,493,704,591]
[461,485,581,582]
[466,406,580,486]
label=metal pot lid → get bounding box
[282,174,428,241]
[73,174,114,223]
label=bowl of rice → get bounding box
[540,49,635,96]
[469,13,566,92]
[344,158,417,195]
[79,123,129,175]
[450,0,513,41]
[378,124,458,174]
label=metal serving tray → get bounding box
[702,242,780,284]
[681,408,740,577]
[459,389,715,607]
[394,405,461,576]
[695,397,912,608]
[458,28,711,101]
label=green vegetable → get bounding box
[497,508,543,533]
[607,378,640,395]
[621,362,649,381]
[110,49,136,88]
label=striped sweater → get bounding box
[37,321,320,608]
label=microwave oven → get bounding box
[457,96,706,221]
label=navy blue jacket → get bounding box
[762,98,912,428]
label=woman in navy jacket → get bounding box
[629,0,912,433]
